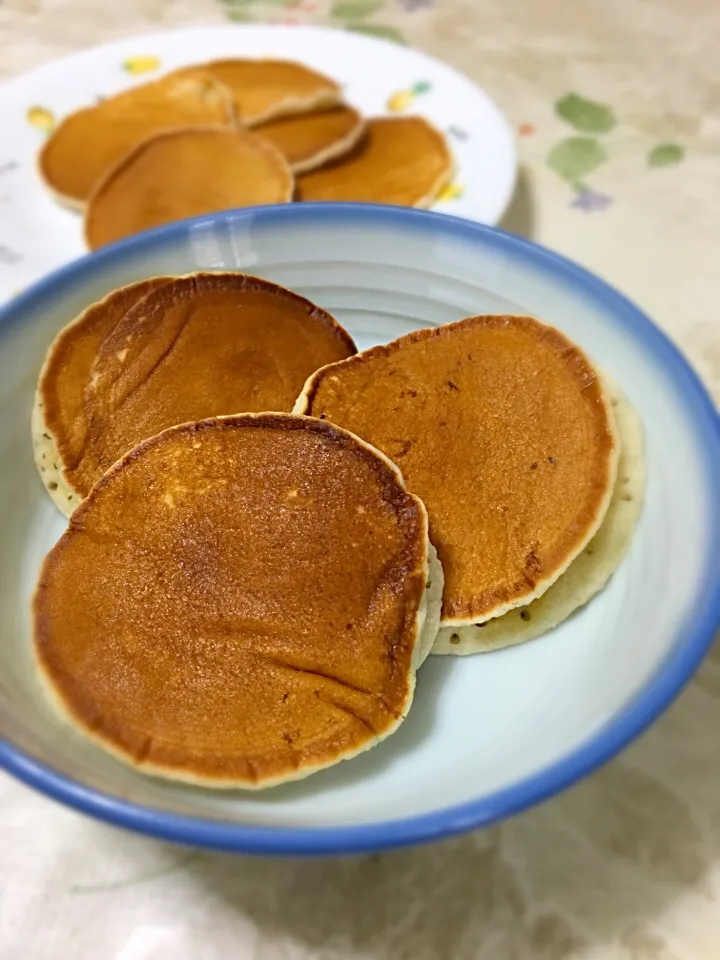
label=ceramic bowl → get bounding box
[1,203,718,855]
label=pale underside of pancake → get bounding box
[433,381,644,653]
[196,59,342,126]
[32,402,79,516]
[415,542,444,666]
[84,126,293,250]
[295,315,619,625]
[39,70,235,211]
[61,271,356,501]
[255,105,366,174]
[295,116,453,207]
[32,277,171,517]
[33,414,440,788]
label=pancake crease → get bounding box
[34,414,438,787]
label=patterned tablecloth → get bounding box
[1,1,719,958]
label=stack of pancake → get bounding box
[32,273,644,789]
[38,60,453,250]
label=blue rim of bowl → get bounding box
[1,203,719,856]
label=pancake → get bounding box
[197,59,341,125]
[32,277,171,517]
[295,117,453,207]
[84,127,293,250]
[33,414,442,788]
[296,315,619,625]
[433,380,644,653]
[45,272,355,504]
[39,70,235,210]
[254,105,365,174]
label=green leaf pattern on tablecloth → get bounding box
[556,93,616,133]
[219,0,407,42]
[547,137,608,187]
[221,3,689,209]
[346,23,405,42]
[546,90,686,210]
[332,0,384,19]
[648,143,685,167]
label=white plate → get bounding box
[0,24,517,303]
[0,204,718,855]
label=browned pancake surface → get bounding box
[300,316,618,623]
[85,127,293,250]
[36,278,170,502]
[40,71,234,208]
[68,272,355,499]
[34,415,428,786]
[255,106,365,172]
[296,117,452,207]
[199,59,341,125]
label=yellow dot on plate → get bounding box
[26,106,55,134]
[437,182,464,202]
[122,55,161,76]
[386,90,413,113]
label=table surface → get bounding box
[1,1,719,958]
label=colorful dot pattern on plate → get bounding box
[211,3,690,217]
[122,56,161,76]
[0,24,515,305]
[26,105,55,133]
[386,80,431,112]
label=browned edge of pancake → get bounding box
[269,106,367,175]
[33,412,435,789]
[32,277,173,517]
[431,376,642,654]
[400,117,455,209]
[83,126,294,250]
[91,270,357,375]
[56,270,356,502]
[296,110,366,175]
[38,69,238,212]
[295,116,454,208]
[199,58,342,126]
[294,315,619,625]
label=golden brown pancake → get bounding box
[296,315,619,624]
[84,127,293,250]
[296,117,452,207]
[432,379,643,653]
[32,277,171,516]
[197,59,341,125]
[55,272,355,503]
[33,414,437,788]
[39,71,235,210]
[255,105,365,173]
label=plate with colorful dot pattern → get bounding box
[0,24,516,303]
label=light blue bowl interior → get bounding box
[0,203,718,855]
